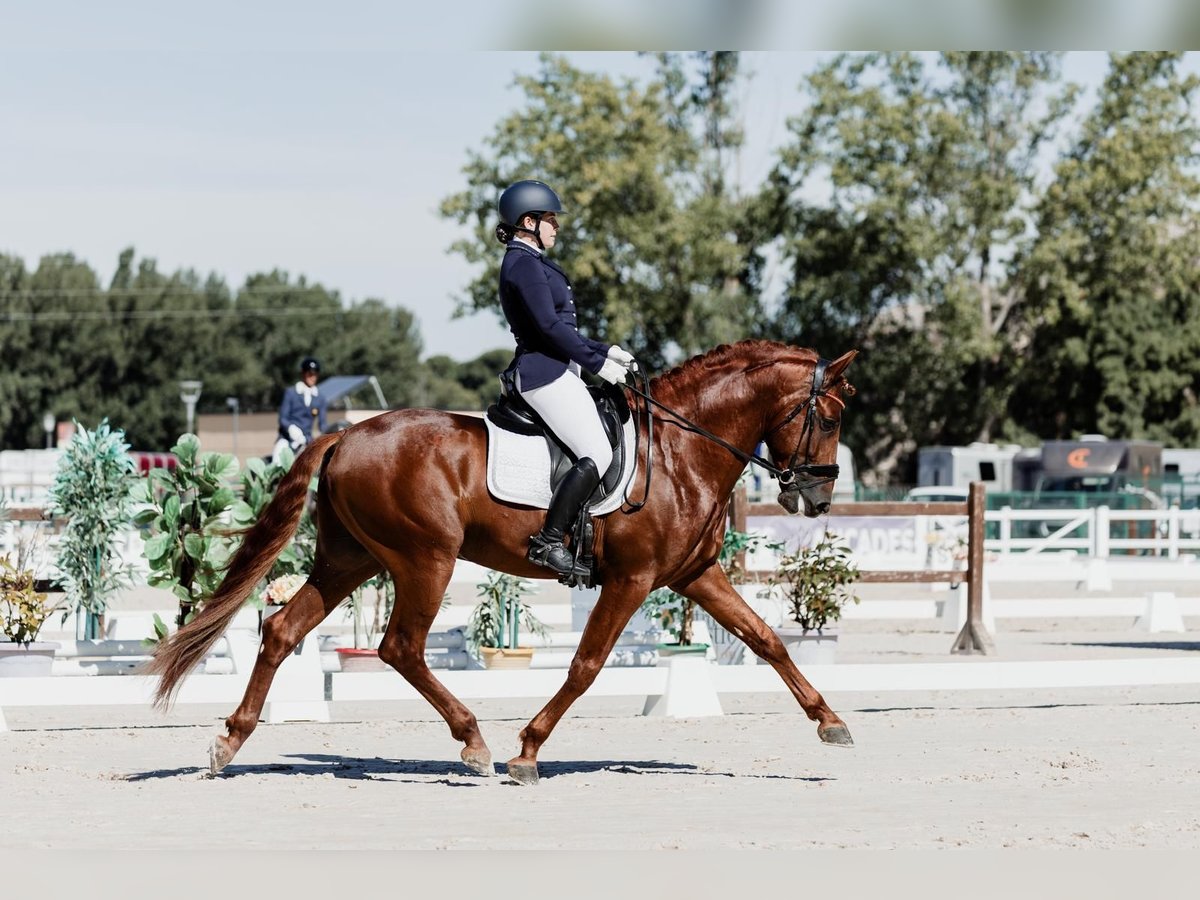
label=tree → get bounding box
[440,52,759,372]
[1012,52,1200,444]
[761,52,1073,481]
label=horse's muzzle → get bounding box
[779,487,830,517]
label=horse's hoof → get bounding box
[506,759,540,785]
[818,723,855,747]
[208,735,235,776]
[461,746,494,777]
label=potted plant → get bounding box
[0,552,65,677]
[132,434,242,629]
[335,573,393,673]
[466,572,548,669]
[642,587,708,657]
[47,419,138,640]
[765,532,860,665]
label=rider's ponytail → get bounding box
[495,223,515,245]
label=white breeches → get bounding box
[517,367,613,474]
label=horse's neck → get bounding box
[656,366,771,495]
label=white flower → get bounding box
[261,574,307,606]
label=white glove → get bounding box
[597,358,630,385]
[287,424,306,448]
[607,345,635,368]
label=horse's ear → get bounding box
[823,350,859,386]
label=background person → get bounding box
[272,356,328,463]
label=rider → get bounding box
[495,179,635,577]
[273,356,328,463]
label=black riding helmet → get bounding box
[497,180,563,249]
[299,356,321,374]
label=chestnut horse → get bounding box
[148,340,858,783]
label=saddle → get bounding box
[484,372,633,588]
[486,371,630,503]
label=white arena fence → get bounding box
[4,493,1200,731]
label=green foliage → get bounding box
[0,250,427,450]
[1013,52,1200,445]
[0,521,64,645]
[466,572,548,653]
[767,533,861,633]
[131,433,242,627]
[641,587,696,646]
[233,450,316,582]
[718,528,784,585]
[762,52,1075,480]
[46,419,139,626]
[0,555,61,645]
[440,52,758,371]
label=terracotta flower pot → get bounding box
[479,646,534,669]
[334,647,388,673]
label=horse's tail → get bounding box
[146,433,342,710]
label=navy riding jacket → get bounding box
[278,384,328,441]
[498,241,610,391]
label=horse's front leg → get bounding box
[507,577,652,785]
[676,564,853,747]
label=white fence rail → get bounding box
[988,505,1200,558]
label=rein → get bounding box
[621,356,843,510]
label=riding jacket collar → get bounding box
[507,239,544,256]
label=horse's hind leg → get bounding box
[210,523,379,775]
[678,564,853,746]
[368,547,494,776]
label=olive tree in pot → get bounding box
[47,419,138,640]
[766,532,860,665]
[466,572,549,669]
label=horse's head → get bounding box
[762,349,858,517]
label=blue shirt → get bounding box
[278,383,328,440]
[498,241,610,390]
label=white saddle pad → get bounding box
[484,415,637,516]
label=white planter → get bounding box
[0,641,58,677]
[772,626,838,666]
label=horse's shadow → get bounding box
[123,753,832,784]
[1054,640,1200,652]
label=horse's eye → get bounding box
[819,416,838,433]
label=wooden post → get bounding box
[951,481,995,655]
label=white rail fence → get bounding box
[988,505,1200,558]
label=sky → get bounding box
[1,34,1195,360]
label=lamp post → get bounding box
[225,396,240,458]
[42,412,55,449]
[179,380,203,436]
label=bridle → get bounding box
[622,355,845,509]
[761,357,844,495]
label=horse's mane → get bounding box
[650,340,816,400]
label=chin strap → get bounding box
[513,213,546,249]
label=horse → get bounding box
[147,340,859,784]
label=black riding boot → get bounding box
[527,458,600,576]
